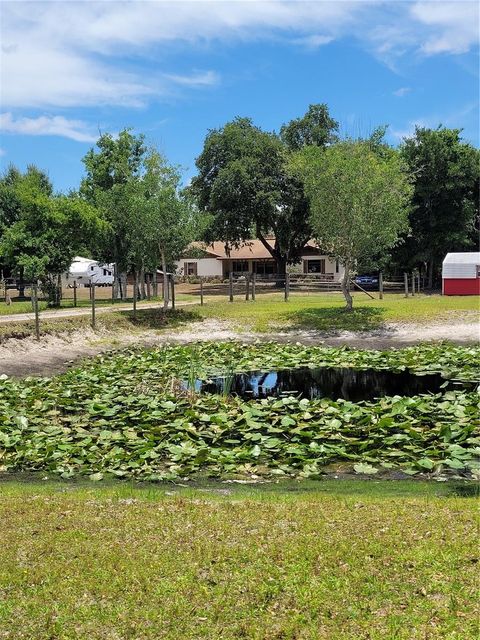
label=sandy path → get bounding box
[0,318,478,378]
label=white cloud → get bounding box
[0,148,6,157]
[393,87,412,97]
[0,113,98,143]
[164,71,220,87]
[0,1,478,112]
[292,34,334,50]
[411,1,479,55]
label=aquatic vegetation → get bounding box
[0,342,478,480]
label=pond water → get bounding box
[191,367,470,402]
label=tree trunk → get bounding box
[113,264,120,299]
[427,258,434,290]
[56,273,62,306]
[139,264,146,299]
[275,256,287,276]
[120,272,128,301]
[341,261,353,311]
[152,270,158,298]
[161,249,169,311]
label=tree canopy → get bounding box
[292,140,412,309]
[0,166,103,303]
[393,126,480,286]
[191,105,339,274]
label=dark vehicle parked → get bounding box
[354,274,379,290]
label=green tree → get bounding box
[293,141,412,310]
[280,103,339,150]
[80,129,148,298]
[0,174,104,304]
[191,105,338,275]
[395,127,480,287]
[138,152,201,308]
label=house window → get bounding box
[254,260,276,275]
[103,269,108,276]
[304,259,325,274]
[232,260,249,273]
[90,265,95,271]
[185,262,198,276]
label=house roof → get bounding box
[189,239,321,260]
[443,252,480,265]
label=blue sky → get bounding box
[1,0,479,192]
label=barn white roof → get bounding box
[442,252,480,279]
[443,252,480,265]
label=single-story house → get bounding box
[176,239,344,280]
[442,252,480,295]
[64,257,114,287]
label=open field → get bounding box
[193,292,480,332]
[0,479,478,640]
[0,293,478,341]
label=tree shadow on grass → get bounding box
[287,306,386,333]
[115,308,203,330]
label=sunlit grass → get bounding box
[195,293,480,332]
[0,479,477,640]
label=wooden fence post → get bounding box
[245,275,250,301]
[170,275,175,310]
[73,280,77,307]
[404,272,409,298]
[379,272,384,300]
[284,273,290,302]
[200,277,204,306]
[33,282,40,340]
[133,272,137,319]
[229,272,234,302]
[251,273,256,302]
[411,272,415,296]
[91,281,96,329]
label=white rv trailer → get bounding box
[64,257,114,287]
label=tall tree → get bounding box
[292,140,412,310]
[396,127,480,287]
[280,103,339,150]
[80,129,148,298]
[0,171,103,304]
[191,105,338,275]
[138,152,201,308]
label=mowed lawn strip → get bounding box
[0,480,478,640]
[0,294,478,339]
[194,293,480,332]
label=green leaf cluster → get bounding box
[0,343,478,481]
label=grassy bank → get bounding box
[195,293,480,332]
[0,479,477,639]
[0,307,201,342]
[0,293,478,340]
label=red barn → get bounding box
[442,252,480,295]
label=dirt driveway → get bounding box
[0,317,478,378]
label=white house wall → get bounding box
[299,255,345,282]
[176,258,223,277]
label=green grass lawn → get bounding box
[195,292,480,332]
[0,479,477,640]
[0,295,197,316]
[0,307,201,341]
[0,292,478,341]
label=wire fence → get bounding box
[176,271,424,303]
[1,271,423,340]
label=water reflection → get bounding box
[193,367,469,402]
